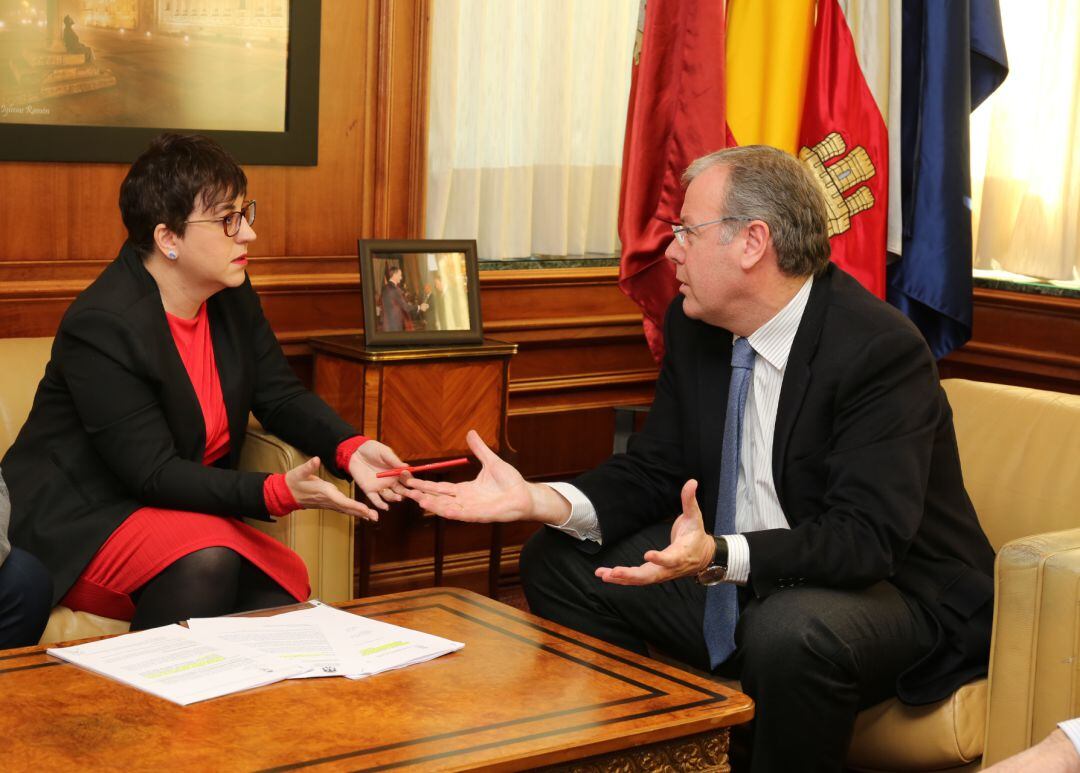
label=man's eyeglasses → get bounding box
[186,200,256,237]
[670,215,754,246]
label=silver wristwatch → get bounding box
[695,536,730,586]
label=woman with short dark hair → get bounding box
[2,133,408,631]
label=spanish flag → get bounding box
[727,0,890,298]
[725,0,816,154]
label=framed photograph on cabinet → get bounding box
[358,239,483,347]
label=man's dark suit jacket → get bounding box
[380,283,414,332]
[573,265,995,704]
[3,243,357,604]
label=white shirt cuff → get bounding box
[723,533,750,585]
[1059,718,1080,756]
[544,483,602,544]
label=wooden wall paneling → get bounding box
[0,281,78,338]
[409,0,432,236]
[0,163,124,262]
[374,0,429,238]
[940,288,1080,393]
[249,0,375,258]
[255,288,362,342]
[510,408,628,481]
[478,267,644,330]
[67,165,129,259]
[245,166,289,259]
[500,327,656,400]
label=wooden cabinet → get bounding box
[310,336,517,597]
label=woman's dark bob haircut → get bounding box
[119,133,247,258]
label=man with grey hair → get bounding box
[0,469,52,648]
[406,145,994,771]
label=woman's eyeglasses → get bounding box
[186,200,256,237]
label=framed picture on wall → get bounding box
[0,0,319,165]
[358,239,483,347]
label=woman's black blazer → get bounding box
[3,243,358,603]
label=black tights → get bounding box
[129,547,297,631]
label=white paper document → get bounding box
[271,602,465,678]
[46,624,305,705]
[187,616,345,679]
[46,603,464,705]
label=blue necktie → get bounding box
[703,336,755,669]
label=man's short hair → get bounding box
[119,133,247,258]
[683,145,831,277]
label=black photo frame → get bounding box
[0,1,320,165]
[359,239,483,347]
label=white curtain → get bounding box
[970,0,1080,282]
[426,0,638,260]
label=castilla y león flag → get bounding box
[726,0,891,298]
[797,0,891,298]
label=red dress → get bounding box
[60,305,312,620]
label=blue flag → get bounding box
[888,0,1008,359]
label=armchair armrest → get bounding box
[983,527,1080,766]
[238,419,355,603]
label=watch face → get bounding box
[696,565,728,586]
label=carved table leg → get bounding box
[541,727,731,772]
[433,515,445,586]
[488,522,503,598]
[356,520,375,598]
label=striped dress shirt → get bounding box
[1060,718,1080,757]
[547,277,814,586]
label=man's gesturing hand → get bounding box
[403,430,566,523]
[594,479,716,585]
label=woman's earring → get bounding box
[166,251,178,260]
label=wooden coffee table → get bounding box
[2,588,753,771]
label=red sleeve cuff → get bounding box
[336,435,369,471]
[264,473,301,517]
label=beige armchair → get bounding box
[0,337,355,647]
[847,379,1080,771]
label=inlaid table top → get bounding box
[2,588,753,772]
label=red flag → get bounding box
[798,0,889,297]
[617,0,728,361]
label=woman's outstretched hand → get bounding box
[347,439,410,511]
[285,456,378,521]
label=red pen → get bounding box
[376,457,470,478]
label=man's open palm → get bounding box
[595,479,714,585]
[403,430,533,522]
